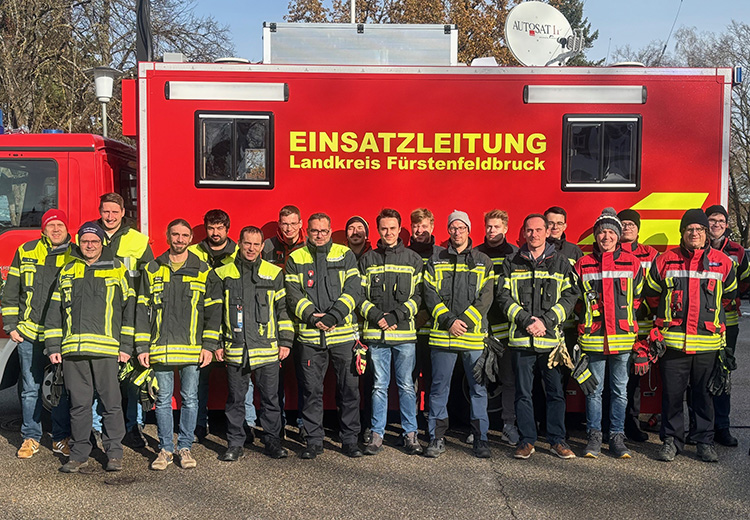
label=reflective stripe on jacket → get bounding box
[101,221,153,282]
[359,239,423,344]
[645,245,737,353]
[476,239,518,339]
[621,241,659,336]
[574,247,643,354]
[1,234,72,341]
[45,247,135,358]
[497,243,579,351]
[189,239,237,269]
[208,256,293,368]
[423,239,493,350]
[135,251,220,365]
[285,240,363,348]
[712,236,749,326]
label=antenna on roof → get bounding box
[504,1,583,66]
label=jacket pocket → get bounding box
[255,291,270,324]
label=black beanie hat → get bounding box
[680,209,710,232]
[617,209,641,229]
[77,221,107,243]
[346,216,369,238]
[704,204,728,221]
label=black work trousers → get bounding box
[299,341,361,446]
[659,348,716,451]
[226,361,281,448]
[64,356,124,462]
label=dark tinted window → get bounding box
[0,160,58,228]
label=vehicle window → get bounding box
[0,160,58,228]
[563,115,641,191]
[197,112,273,188]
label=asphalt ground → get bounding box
[1,320,750,520]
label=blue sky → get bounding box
[193,1,747,64]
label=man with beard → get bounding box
[136,219,218,470]
[346,216,372,260]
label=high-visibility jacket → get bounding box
[100,219,153,283]
[135,251,220,365]
[547,234,583,330]
[207,256,294,367]
[408,236,445,337]
[423,239,494,350]
[262,230,306,269]
[285,240,363,348]
[189,238,237,269]
[645,245,737,353]
[711,235,750,326]
[1,234,72,342]
[359,239,423,344]
[574,247,643,354]
[621,241,659,336]
[45,247,135,358]
[476,238,518,340]
[497,243,579,351]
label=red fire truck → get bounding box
[0,29,738,416]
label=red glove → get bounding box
[631,340,650,376]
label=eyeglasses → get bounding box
[309,229,330,236]
[279,222,301,228]
[621,222,637,229]
[80,239,102,246]
[448,226,468,234]
[708,218,726,225]
[547,221,566,228]
[684,226,706,235]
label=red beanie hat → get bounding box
[41,209,68,230]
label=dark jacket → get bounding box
[189,238,237,269]
[207,255,293,368]
[285,239,363,348]
[645,244,737,353]
[359,239,423,344]
[135,251,220,365]
[574,247,643,354]
[476,238,518,339]
[710,235,750,326]
[547,233,584,266]
[262,230,306,269]
[2,234,72,342]
[621,241,659,336]
[497,243,579,351]
[408,235,445,335]
[45,247,135,358]
[423,239,494,350]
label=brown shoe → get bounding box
[550,442,576,459]
[177,448,197,469]
[514,443,535,459]
[52,438,70,457]
[17,438,40,459]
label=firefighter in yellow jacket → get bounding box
[45,221,134,473]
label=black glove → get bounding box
[383,313,398,328]
[723,346,737,372]
[572,353,599,396]
[48,364,65,408]
[648,328,667,361]
[472,336,506,386]
[472,348,489,387]
[319,313,338,328]
[708,350,731,396]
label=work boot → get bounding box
[362,427,373,445]
[609,433,632,459]
[514,443,535,460]
[150,449,173,470]
[472,439,491,459]
[343,443,364,458]
[584,430,602,458]
[177,448,197,469]
[106,458,123,472]
[364,433,384,456]
[123,425,146,449]
[52,438,70,457]
[194,424,208,443]
[697,443,719,463]
[715,428,738,447]
[624,418,649,442]
[264,439,288,459]
[658,437,677,462]
[59,459,89,473]
[17,438,40,459]
[300,444,323,460]
[424,438,446,458]
[501,424,520,447]
[550,441,576,459]
[222,446,244,462]
[403,432,423,455]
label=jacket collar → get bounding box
[520,242,557,264]
[408,234,436,254]
[156,250,201,272]
[376,238,404,254]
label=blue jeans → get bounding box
[369,342,418,437]
[428,348,488,441]
[197,364,256,428]
[92,380,143,432]
[17,339,70,441]
[154,365,199,452]
[585,352,629,434]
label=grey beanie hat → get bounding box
[447,210,471,232]
[594,207,622,239]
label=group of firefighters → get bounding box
[2,192,747,473]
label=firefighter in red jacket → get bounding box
[574,208,643,459]
[645,209,737,462]
[704,204,749,447]
[617,208,659,442]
